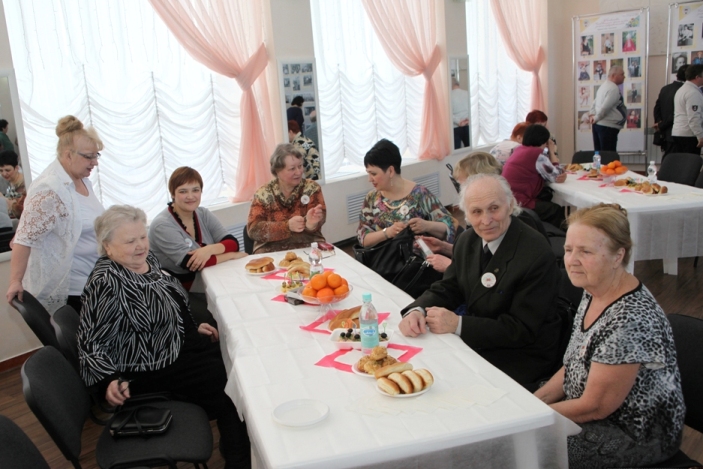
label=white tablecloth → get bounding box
[550,171,703,274]
[202,249,580,469]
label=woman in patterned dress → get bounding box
[78,205,250,468]
[535,203,685,469]
[357,139,454,250]
[247,143,326,254]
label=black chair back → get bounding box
[446,163,461,193]
[695,170,703,189]
[11,292,60,349]
[572,150,620,165]
[51,305,80,372]
[242,225,254,254]
[0,227,13,253]
[21,347,92,467]
[657,153,703,186]
[668,314,703,433]
[0,414,50,469]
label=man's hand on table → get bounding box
[399,310,428,337]
[426,307,460,334]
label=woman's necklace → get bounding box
[381,197,407,210]
[168,204,202,245]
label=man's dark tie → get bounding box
[481,244,493,272]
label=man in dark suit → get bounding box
[654,64,688,160]
[399,174,563,387]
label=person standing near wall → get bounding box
[654,64,688,160]
[671,64,703,156]
[589,66,627,151]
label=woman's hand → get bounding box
[426,254,451,273]
[186,245,218,271]
[305,204,324,230]
[385,221,407,238]
[105,379,131,407]
[6,279,23,304]
[555,173,567,183]
[288,216,306,233]
[198,323,219,342]
[408,217,428,234]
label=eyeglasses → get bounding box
[74,150,101,161]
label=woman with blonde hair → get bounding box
[6,115,105,313]
[452,151,502,185]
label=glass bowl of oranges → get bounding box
[600,160,628,185]
[300,272,352,308]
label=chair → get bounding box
[0,227,13,253]
[695,170,703,189]
[645,314,703,467]
[10,291,60,349]
[242,225,254,254]
[518,208,566,267]
[446,163,461,193]
[0,414,51,469]
[22,346,213,469]
[51,304,80,372]
[657,153,703,186]
[571,150,620,165]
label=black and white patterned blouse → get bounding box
[563,283,685,455]
[78,252,194,387]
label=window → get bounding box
[466,0,532,147]
[310,0,424,179]
[4,0,242,219]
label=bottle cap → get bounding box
[362,293,372,302]
[311,242,318,249]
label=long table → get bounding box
[202,248,579,468]
[549,171,703,274]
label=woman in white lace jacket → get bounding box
[6,116,105,314]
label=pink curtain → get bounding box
[361,0,450,160]
[490,0,545,112]
[150,0,275,201]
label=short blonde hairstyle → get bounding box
[567,203,632,265]
[94,205,147,256]
[270,143,304,177]
[55,115,104,157]
[453,152,502,181]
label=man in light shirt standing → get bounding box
[398,174,564,388]
[451,78,470,149]
[589,66,627,151]
[671,64,703,155]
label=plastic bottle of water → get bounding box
[308,242,323,279]
[647,160,658,183]
[593,151,601,170]
[360,293,379,354]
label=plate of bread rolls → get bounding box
[375,362,434,398]
[245,257,276,275]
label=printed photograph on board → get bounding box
[627,57,641,78]
[601,33,615,54]
[692,50,703,65]
[578,111,592,131]
[578,86,590,107]
[622,31,637,52]
[593,60,607,80]
[673,52,688,72]
[610,58,623,70]
[678,23,694,46]
[626,109,641,129]
[578,61,591,81]
[581,36,594,56]
[626,83,642,104]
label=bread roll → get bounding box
[245,257,274,272]
[374,362,412,379]
[387,372,413,394]
[279,259,291,267]
[660,185,668,194]
[402,370,424,393]
[287,264,310,278]
[377,377,400,396]
[285,251,298,261]
[328,306,361,330]
[614,179,628,187]
[414,369,434,389]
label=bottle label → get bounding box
[360,322,379,349]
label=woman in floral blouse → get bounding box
[247,144,326,253]
[357,139,454,249]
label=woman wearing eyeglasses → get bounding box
[6,115,105,314]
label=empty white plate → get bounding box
[272,399,329,427]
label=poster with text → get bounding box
[667,2,703,83]
[573,9,648,154]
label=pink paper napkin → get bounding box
[300,312,391,335]
[619,189,633,193]
[314,343,424,373]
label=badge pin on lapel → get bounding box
[481,272,497,288]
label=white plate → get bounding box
[351,362,376,378]
[375,383,431,398]
[271,399,329,427]
[246,269,279,276]
[330,329,393,350]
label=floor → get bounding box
[1,256,702,467]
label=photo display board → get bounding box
[573,9,648,153]
[667,2,703,83]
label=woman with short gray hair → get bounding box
[79,204,251,467]
[247,143,326,253]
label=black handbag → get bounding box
[109,405,173,438]
[652,131,664,146]
[391,256,443,299]
[353,227,415,281]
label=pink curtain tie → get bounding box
[422,46,442,80]
[235,43,269,91]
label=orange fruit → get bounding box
[607,162,616,169]
[342,278,348,286]
[316,287,335,303]
[606,168,615,175]
[613,160,622,167]
[327,273,343,289]
[615,166,627,174]
[301,286,316,298]
[600,166,608,174]
[322,270,332,279]
[310,275,327,290]
[334,284,349,296]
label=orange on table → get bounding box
[317,287,335,303]
[322,270,332,279]
[342,278,348,286]
[310,274,327,290]
[606,168,615,175]
[607,162,616,169]
[334,284,349,296]
[615,166,627,174]
[327,273,343,289]
[613,160,622,167]
[301,286,316,298]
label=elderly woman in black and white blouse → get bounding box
[77,205,250,467]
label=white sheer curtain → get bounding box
[466,0,532,147]
[3,0,242,220]
[310,0,424,179]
